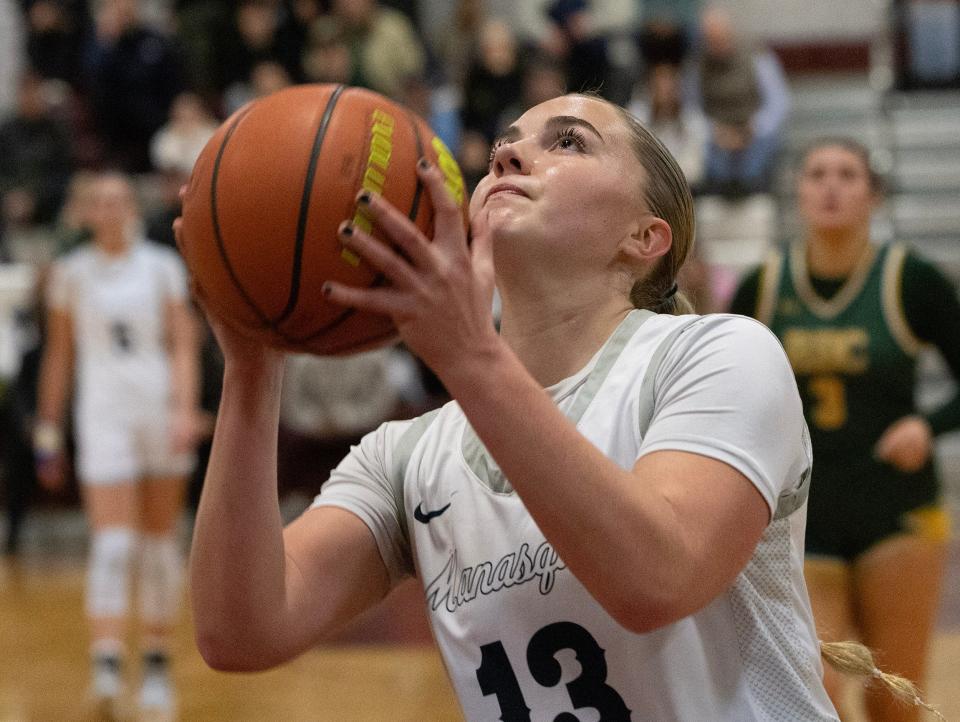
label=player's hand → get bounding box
[874,415,933,473]
[33,421,66,491]
[173,190,285,376]
[322,159,499,380]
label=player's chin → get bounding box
[484,203,524,232]
[479,210,515,248]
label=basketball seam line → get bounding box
[273,84,347,326]
[209,89,360,347]
[286,105,428,346]
[209,104,275,328]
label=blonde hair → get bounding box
[820,640,944,720]
[584,96,696,315]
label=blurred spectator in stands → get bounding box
[636,0,699,67]
[223,58,292,115]
[457,17,525,193]
[399,73,460,156]
[137,0,177,32]
[498,53,567,134]
[53,169,96,255]
[302,13,354,86]
[24,0,88,85]
[0,0,25,118]
[1,265,50,555]
[149,91,217,179]
[456,130,489,195]
[461,18,524,143]
[628,62,707,189]
[896,0,960,89]
[217,0,303,96]
[288,0,323,59]
[0,70,72,264]
[692,4,790,196]
[145,170,187,250]
[433,0,484,87]
[542,0,613,96]
[173,0,231,100]
[378,0,420,31]
[461,52,566,191]
[326,0,426,100]
[146,92,217,248]
[277,347,433,497]
[81,0,184,172]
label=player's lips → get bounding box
[485,183,529,204]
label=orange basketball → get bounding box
[179,84,468,355]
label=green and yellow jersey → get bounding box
[731,243,960,559]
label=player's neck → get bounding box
[94,232,132,256]
[498,297,633,388]
[804,228,871,279]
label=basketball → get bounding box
[179,84,468,355]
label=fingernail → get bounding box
[357,191,371,205]
[340,222,353,237]
[417,157,430,171]
[321,282,332,297]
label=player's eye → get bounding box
[551,127,587,152]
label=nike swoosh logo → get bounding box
[414,502,451,523]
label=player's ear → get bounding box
[620,215,672,267]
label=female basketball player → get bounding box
[186,96,931,720]
[730,138,958,721]
[34,172,201,717]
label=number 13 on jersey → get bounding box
[476,621,631,721]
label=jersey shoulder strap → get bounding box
[880,242,923,356]
[389,408,442,545]
[755,249,785,326]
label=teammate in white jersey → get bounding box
[187,95,916,720]
[34,172,201,717]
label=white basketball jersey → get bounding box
[314,311,838,721]
[48,240,188,418]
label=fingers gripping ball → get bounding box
[179,84,468,355]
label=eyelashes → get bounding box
[552,126,587,152]
[487,127,588,167]
[487,138,505,167]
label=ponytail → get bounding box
[819,640,944,721]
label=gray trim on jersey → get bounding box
[462,431,512,494]
[462,310,655,494]
[774,445,811,520]
[636,316,702,442]
[564,309,654,425]
[391,408,442,545]
[636,317,810,521]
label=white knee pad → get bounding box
[138,534,183,626]
[86,527,138,619]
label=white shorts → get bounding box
[75,405,195,486]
